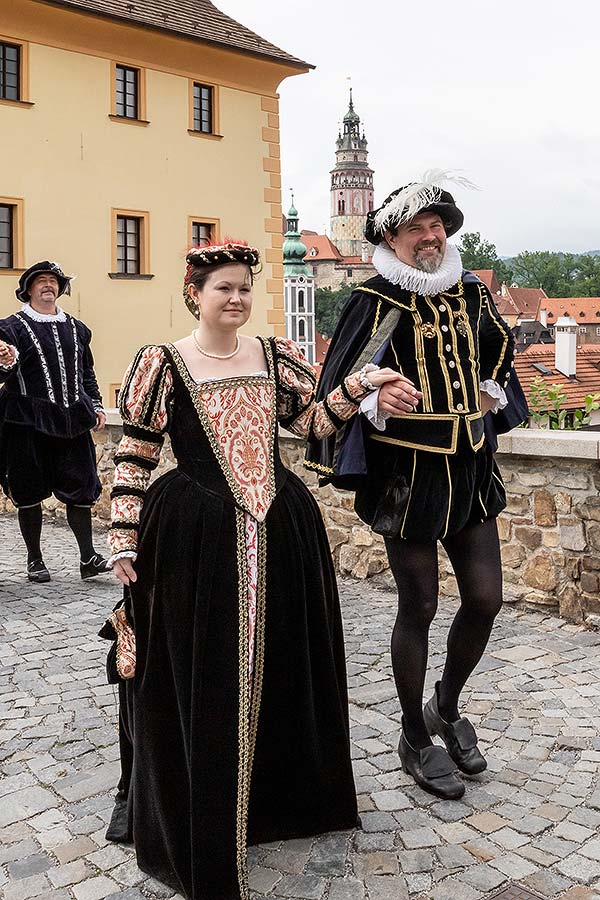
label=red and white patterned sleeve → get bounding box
[274,337,368,440]
[109,345,173,560]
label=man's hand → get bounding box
[94,410,107,432]
[480,391,496,415]
[113,557,137,586]
[373,370,423,416]
[0,341,16,368]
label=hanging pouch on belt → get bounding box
[370,461,410,540]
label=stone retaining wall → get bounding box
[2,416,599,625]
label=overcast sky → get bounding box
[218,0,599,257]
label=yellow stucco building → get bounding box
[0,0,310,404]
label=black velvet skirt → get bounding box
[113,468,357,900]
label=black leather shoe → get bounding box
[27,559,51,583]
[423,682,487,775]
[80,554,109,580]
[398,731,465,799]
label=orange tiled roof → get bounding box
[336,256,373,265]
[515,344,600,410]
[301,233,343,261]
[314,331,331,364]
[495,294,521,318]
[544,297,600,324]
[504,286,547,319]
[472,269,501,294]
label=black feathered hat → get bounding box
[365,170,473,245]
[16,261,72,302]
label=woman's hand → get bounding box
[371,369,423,415]
[113,557,137,586]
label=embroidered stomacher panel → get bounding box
[166,339,278,522]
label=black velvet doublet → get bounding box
[306,273,516,541]
[112,343,357,900]
[0,310,103,506]
[0,311,102,436]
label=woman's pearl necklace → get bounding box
[192,329,240,360]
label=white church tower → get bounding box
[283,197,315,364]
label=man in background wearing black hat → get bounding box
[307,172,521,801]
[0,261,108,583]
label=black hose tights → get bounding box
[385,518,503,749]
[18,505,43,564]
[18,504,96,564]
[66,504,96,563]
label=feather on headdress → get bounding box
[372,169,477,234]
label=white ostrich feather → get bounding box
[373,169,477,233]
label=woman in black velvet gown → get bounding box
[103,242,415,900]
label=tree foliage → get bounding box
[457,232,513,284]
[458,232,600,297]
[510,251,600,297]
[315,284,356,337]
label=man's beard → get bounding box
[413,248,444,273]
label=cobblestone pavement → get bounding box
[1,517,600,900]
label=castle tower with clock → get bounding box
[329,89,374,258]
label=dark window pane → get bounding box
[192,83,213,133]
[0,205,14,268]
[0,42,21,101]
[192,222,212,247]
[115,65,138,118]
[116,216,141,274]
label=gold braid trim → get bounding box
[359,286,417,311]
[235,508,250,900]
[248,520,267,772]
[304,458,334,475]
[370,300,382,337]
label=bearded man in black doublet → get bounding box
[307,173,525,800]
[0,261,109,582]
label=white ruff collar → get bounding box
[20,303,67,323]
[372,242,463,296]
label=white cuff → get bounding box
[358,362,381,392]
[480,379,508,414]
[359,388,390,432]
[106,550,137,568]
[0,345,19,371]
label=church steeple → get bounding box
[283,194,315,364]
[330,88,374,258]
[283,193,309,277]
